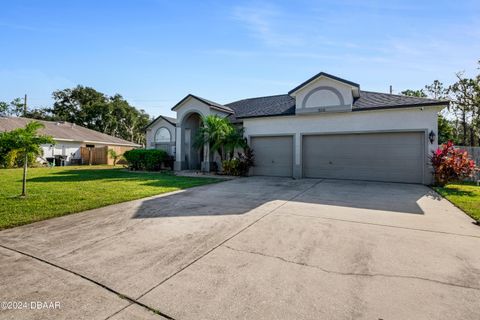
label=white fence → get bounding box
[456,146,480,182]
[457,146,480,165]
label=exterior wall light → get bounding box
[429,130,436,144]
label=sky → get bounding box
[0,0,479,118]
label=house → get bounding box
[146,72,448,184]
[0,117,141,165]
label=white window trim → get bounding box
[154,127,171,143]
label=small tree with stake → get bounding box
[0,121,54,197]
[108,149,122,166]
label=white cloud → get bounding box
[232,3,304,46]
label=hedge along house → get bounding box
[0,117,141,165]
[146,72,449,184]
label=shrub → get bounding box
[123,149,168,171]
[222,147,254,176]
[430,141,477,186]
[4,149,36,168]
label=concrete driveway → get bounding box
[0,177,479,320]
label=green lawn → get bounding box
[434,182,480,221]
[0,166,220,230]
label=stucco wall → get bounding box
[40,141,82,164]
[146,118,176,155]
[243,106,443,183]
[294,77,354,110]
[173,97,230,165]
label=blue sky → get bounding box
[1,0,479,118]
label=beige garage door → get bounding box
[251,136,293,177]
[302,132,425,183]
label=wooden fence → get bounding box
[80,146,108,165]
[80,145,135,165]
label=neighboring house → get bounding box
[0,117,141,165]
[146,72,449,184]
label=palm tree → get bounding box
[194,115,231,161]
[108,149,122,166]
[224,126,247,159]
[0,121,54,196]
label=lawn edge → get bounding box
[0,177,225,231]
[430,185,480,224]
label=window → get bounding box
[155,127,171,143]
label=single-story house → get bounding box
[0,117,141,165]
[146,72,448,184]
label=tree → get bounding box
[224,126,247,159]
[402,70,480,147]
[0,98,26,117]
[51,86,107,125]
[108,149,122,166]
[24,108,57,121]
[0,121,54,196]
[193,115,247,162]
[425,80,447,99]
[401,89,427,97]
[0,101,8,117]
[49,86,149,145]
[194,115,231,161]
[437,114,455,144]
[448,72,477,146]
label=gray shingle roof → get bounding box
[161,115,177,124]
[226,94,296,120]
[225,91,448,120]
[0,117,141,147]
[353,91,447,111]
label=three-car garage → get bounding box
[250,131,426,184]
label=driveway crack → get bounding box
[0,244,175,320]
[277,212,480,239]
[222,244,480,291]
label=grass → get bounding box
[0,166,220,230]
[434,182,480,221]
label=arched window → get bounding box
[154,127,171,143]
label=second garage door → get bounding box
[251,136,293,177]
[302,132,425,183]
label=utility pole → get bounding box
[24,94,27,116]
[389,85,393,94]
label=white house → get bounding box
[146,72,448,184]
[0,117,141,165]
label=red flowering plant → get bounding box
[430,141,477,186]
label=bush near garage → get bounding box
[430,141,477,186]
[123,149,168,171]
[222,147,255,176]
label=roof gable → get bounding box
[145,114,176,130]
[171,94,233,113]
[288,72,360,96]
